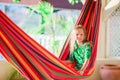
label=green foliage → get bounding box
[30,1,54,34]
[32,1,53,15]
[26,1,77,55]
[52,40,60,54]
[9,70,27,80]
[68,0,81,5]
[37,26,45,34]
[12,0,21,3]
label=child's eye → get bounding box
[76,34,79,36]
[81,34,84,36]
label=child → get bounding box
[63,25,92,74]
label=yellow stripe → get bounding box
[0,31,40,80]
[1,12,76,74]
[6,17,77,75]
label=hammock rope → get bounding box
[0,0,101,79]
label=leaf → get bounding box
[37,26,45,34]
[68,0,81,5]
[53,40,59,46]
[34,1,53,15]
[12,0,21,3]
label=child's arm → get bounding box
[63,60,73,64]
[79,59,89,73]
[79,43,91,74]
[77,59,89,75]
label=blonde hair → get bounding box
[70,25,88,52]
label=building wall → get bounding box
[89,0,120,79]
[97,0,107,58]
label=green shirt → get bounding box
[69,41,91,70]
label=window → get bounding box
[0,4,80,57]
[106,6,120,58]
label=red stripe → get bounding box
[0,0,101,79]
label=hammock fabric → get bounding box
[0,0,101,79]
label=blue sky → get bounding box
[0,54,5,60]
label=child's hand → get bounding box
[77,70,84,75]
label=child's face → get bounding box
[75,29,85,44]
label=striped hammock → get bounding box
[0,0,101,79]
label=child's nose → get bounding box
[78,35,81,37]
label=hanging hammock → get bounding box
[0,0,101,79]
[59,0,101,77]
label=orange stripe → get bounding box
[2,14,77,75]
[3,23,52,79]
[0,43,14,65]
[1,31,40,80]
[1,24,52,79]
